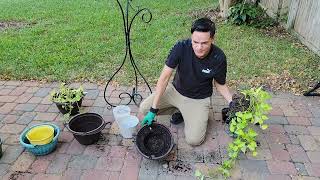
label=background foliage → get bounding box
[0,0,319,93]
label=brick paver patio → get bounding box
[0,80,319,180]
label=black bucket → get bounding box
[55,98,83,115]
[66,113,110,145]
[136,123,174,160]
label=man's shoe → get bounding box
[170,112,184,125]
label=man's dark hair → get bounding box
[191,18,216,38]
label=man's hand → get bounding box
[141,111,156,125]
[141,107,158,126]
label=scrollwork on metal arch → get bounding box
[104,0,153,109]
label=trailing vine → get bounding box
[195,87,272,179]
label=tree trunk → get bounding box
[219,0,239,19]
[219,0,233,19]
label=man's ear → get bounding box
[211,36,215,44]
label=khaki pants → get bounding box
[139,84,211,146]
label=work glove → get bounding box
[141,107,158,126]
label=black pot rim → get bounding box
[66,113,110,136]
[135,123,174,160]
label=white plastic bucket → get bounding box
[113,105,131,122]
[117,115,139,138]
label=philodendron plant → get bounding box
[195,87,272,179]
[50,83,85,122]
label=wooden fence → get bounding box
[259,0,290,18]
[259,0,320,56]
[287,0,320,56]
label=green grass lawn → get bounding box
[0,0,319,93]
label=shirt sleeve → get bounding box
[165,42,182,69]
[214,54,227,85]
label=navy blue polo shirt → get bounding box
[165,39,227,99]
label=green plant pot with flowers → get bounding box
[50,83,85,117]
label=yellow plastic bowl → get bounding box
[26,125,54,145]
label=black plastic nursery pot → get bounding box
[136,123,174,160]
[222,107,230,123]
[55,98,83,115]
[66,113,110,145]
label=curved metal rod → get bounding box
[132,93,143,105]
[116,0,129,41]
[104,50,128,108]
[130,44,152,91]
[128,8,152,31]
[129,45,152,93]
[116,89,144,106]
[104,0,128,108]
[130,56,138,92]
[128,0,138,12]
[124,0,138,95]
[104,0,153,108]
[127,8,153,92]
[119,92,133,105]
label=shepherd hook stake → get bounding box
[104,0,153,109]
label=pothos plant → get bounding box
[50,83,85,122]
[195,87,272,179]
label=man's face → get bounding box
[191,31,214,59]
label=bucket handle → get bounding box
[82,121,111,135]
[66,121,111,136]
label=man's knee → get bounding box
[139,100,149,115]
[185,135,205,146]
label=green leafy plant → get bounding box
[229,2,259,25]
[228,1,276,28]
[50,83,85,121]
[195,87,272,179]
[219,87,272,177]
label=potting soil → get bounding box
[136,124,172,159]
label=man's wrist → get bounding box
[149,107,159,114]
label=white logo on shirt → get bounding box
[202,68,211,74]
